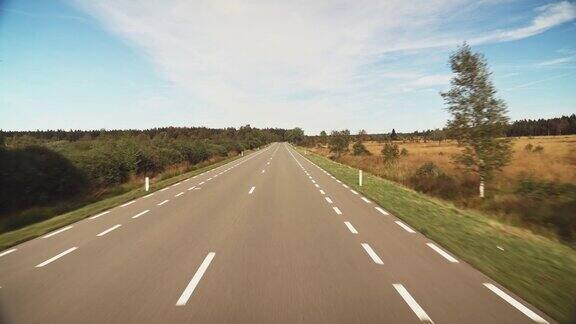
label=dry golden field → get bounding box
[312,135,576,189]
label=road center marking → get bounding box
[35,247,78,268]
[333,207,342,215]
[249,186,256,194]
[350,190,358,195]
[188,186,196,191]
[325,197,333,204]
[393,284,434,323]
[158,199,169,206]
[361,197,371,203]
[97,224,121,237]
[344,221,358,234]
[175,192,184,197]
[361,243,384,264]
[176,252,216,306]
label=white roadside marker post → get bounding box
[145,177,150,191]
[241,151,244,156]
[359,170,363,187]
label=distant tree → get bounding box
[430,129,446,144]
[352,140,370,156]
[358,129,368,141]
[441,43,512,198]
[381,143,399,164]
[390,129,398,141]
[286,127,305,144]
[319,130,328,145]
[328,130,351,157]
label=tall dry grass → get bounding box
[312,135,576,241]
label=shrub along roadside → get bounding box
[296,147,576,323]
[0,150,252,251]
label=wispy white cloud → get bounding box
[537,55,576,66]
[72,0,576,133]
[471,1,576,43]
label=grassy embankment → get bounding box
[297,147,576,323]
[312,135,576,240]
[0,151,251,251]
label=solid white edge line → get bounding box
[176,252,216,306]
[132,210,150,219]
[97,224,122,237]
[395,221,416,233]
[158,199,169,206]
[361,243,384,264]
[333,207,342,215]
[42,225,73,239]
[393,284,434,323]
[375,207,389,215]
[35,247,78,268]
[483,283,549,323]
[0,248,17,258]
[344,221,358,234]
[426,243,459,263]
[249,186,256,194]
[89,210,110,220]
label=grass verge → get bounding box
[0,152,249,251]
[297,148,576,323]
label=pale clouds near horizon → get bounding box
[74,0,576,134]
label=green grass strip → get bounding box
[297,147,576,323]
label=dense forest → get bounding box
[0,126,303,232]
[506,114,576,137]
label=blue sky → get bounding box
[1,0,575,134]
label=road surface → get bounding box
[0,143,554,323]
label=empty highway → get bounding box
[0,143,553,323]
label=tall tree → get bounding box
[319,130,328,145]
[441,43,512,198]
[328,130,351,158]
[390,129,398,141]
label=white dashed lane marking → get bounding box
[42,226,73,239]
[35,247,78,268]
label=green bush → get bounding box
[409,162,459,199]
[352,141,370,155]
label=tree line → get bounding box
[0,125,299,225]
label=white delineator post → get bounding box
[145,177,150,192]
[241,151,244,157]
[359,170,363,187]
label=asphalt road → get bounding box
[0,143,554,323]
